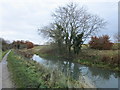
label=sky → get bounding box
[0,0,119,45]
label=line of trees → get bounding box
[38,3,106,55]
[0,38,34,51]
[0,38,11,51]
[12,40,34,49]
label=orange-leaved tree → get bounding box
[89,35,113,50]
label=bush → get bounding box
[26,42,34,49]
[112,43,120,50]
[89,35,113,50]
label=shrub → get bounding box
[89,35,113,50]
[112,43,120,50]
[26,42,34,49]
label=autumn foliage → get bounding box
[89,35,113,50]
[26,41,34,49]
[12,40,34,49]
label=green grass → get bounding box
[0,50,2,61]
[0,50,9,62]
[7,50,90,88]
[2,50,8,57]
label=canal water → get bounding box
[32,54,119,88]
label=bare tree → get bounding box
[38,3,106,55]
[114,33,120,43]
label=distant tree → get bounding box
[113,33,120,49]
[11,40,34,49]
[89,35,113,50]
[0,38,10,51]
[114,33,120,43]
[26,41,34,49]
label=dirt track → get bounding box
[0,50,15,89]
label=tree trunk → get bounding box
[68,45,71,57]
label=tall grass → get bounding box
[76,49,119,71]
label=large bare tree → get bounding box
[38,3,106,55]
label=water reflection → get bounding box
[89,67,112,80]
[32,54,119,88]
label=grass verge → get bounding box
[0,50,9,62]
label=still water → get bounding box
[32,54,119,88]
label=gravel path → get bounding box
[0,50,15,89]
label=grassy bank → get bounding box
[0,50,2,61]
[74,49,119,71]
[0,50,8,61]
[28,46,119,72]
[7,50,92,88]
